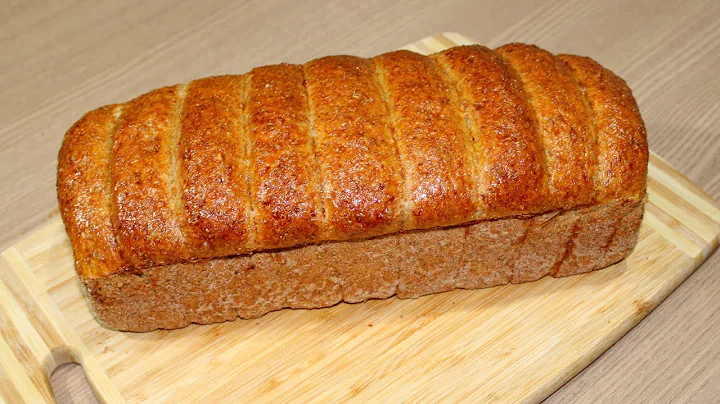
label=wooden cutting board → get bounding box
[2,33,720,404]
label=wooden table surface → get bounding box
[2,0,719,402]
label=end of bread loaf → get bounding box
[57,42,648,331]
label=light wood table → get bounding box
[2,1,718,402]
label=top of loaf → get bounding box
[57,43,648,278]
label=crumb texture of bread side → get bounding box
[83,199,644,332]
[554,198,645,277]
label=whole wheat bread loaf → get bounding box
[57,44,648,332]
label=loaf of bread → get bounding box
[57,43,648,332]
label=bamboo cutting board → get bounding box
[2,33,720,404]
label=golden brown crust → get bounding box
[558,54,648,202]
[247,64,324,248]
[434,45,546,217]
[496,44,596,209]
[179,75,252,257]
[373,50,476,228]
[304,56,403,239]
[57,105,123,278]
[58,43,648,289]
[111,86,191,266]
